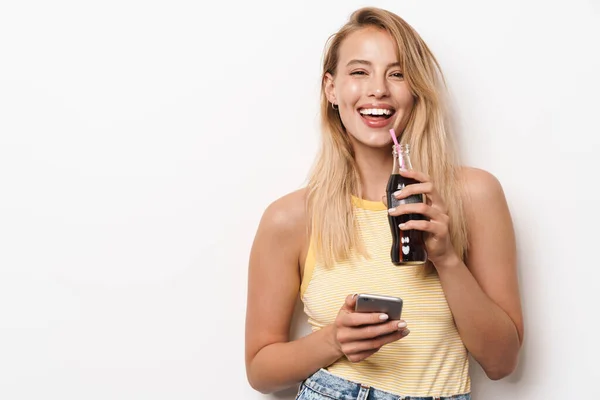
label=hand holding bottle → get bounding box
[387,168,456,266]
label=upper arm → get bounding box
[462,168,524,344]
[244,189,308,368]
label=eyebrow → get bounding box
[346,59,402,68]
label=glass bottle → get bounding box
[385,144,427,265]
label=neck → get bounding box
[353,144,393,203]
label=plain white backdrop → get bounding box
[1,0,599,398]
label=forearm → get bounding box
[435,255,521,379]
[247,324,342,394]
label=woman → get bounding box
[245,7,523,400]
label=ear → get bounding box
[323,72,337,106]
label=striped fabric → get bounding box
[300,196,470,397]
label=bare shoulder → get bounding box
[251,187,310,268]
[459,166,506,204]
[259,187,309,238]
[457,166,515,264]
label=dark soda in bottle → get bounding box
[386,144,427,265]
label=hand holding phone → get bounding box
[331,293,410,363]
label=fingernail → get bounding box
[379,314,389,321]
[397,321,407,329]
[402,329,410,336]
[352,293,358,299]
[388,208,395,213]
[393,190,402,196]
[399,223,407,229]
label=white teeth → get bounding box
[359,108,393,116]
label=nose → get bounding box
[367,75,389,98]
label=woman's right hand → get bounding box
[332,294,410,363]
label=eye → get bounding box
[390,72,404,79]
[350,70,367,76]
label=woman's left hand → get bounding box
[387,169,457,267]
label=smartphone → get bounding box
[355,293,403,320]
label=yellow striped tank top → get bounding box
[300,196,470,397]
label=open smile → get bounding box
[357,104,396,128]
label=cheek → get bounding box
[337,79,362,106]
[393,91,415,130]
[394,87,415,109]
[401,98,414,116]
[395,92,415,119]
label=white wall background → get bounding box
[1,0,599,398]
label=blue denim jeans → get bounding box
[296,369,471,400]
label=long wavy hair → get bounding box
[307,7,468,272]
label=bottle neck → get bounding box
[392,144,413,173]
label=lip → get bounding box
[357,103,396,129]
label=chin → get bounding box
[350,131,395,150]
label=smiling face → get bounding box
[324,27,415,150]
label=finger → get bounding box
[381,194,388,208]
[399,219,447,236]
[393,182,447,212]
[398,168,430,183]
[340,310,391,327]
[341,294,358,312]
[339,320,408,342]
[342,329,410,355]
[346,349,379,363]
[394,182,433,197]
[388,203,447,222]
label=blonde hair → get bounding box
[306,7,468,272]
